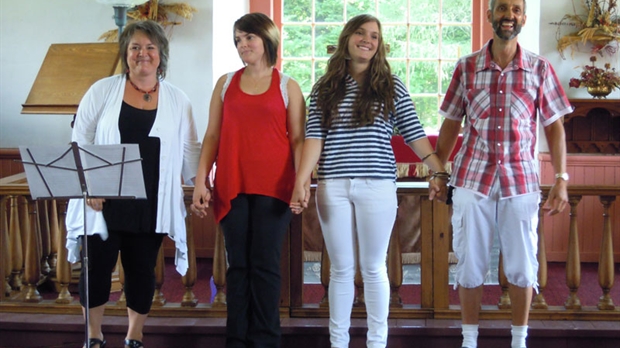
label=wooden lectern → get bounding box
[21,42,123,115]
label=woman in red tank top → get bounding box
[191,13,307,348]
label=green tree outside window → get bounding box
[281,0,472,133]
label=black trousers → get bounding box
[79,230,164,314]
[220,194,292,348]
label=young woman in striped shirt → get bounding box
[290,14,448,348]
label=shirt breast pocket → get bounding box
[510,87,537,119]
[465,88,491,136]
[465,88,491,121]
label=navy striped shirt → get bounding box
[307,74,426,181]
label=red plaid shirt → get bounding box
[440,40,572,198]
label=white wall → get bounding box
[537,0,620,152]
[517,0,539,53]
[541,0,620,100]
[0,0,247,148]
[1,0,617,149]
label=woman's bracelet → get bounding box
[429,171,450,181]
[421,151,436,161]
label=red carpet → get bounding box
[41,259,619,307]
[303,262,620,306]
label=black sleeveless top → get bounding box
[102,102,160,233]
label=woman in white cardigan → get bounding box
[66,20,200,348]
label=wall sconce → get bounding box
[97,0,145,40]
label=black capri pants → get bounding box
[79,230,164,314]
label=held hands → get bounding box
[289,180,310,215]
[86,198,106,211]
[428,172,450,202]
[191,184,212,218]
[543,180,568,216]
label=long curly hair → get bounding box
[312,14,395,128]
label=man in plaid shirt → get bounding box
[435,0,573,347]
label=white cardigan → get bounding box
[65,74,201,275]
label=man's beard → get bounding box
[492,18,522,40]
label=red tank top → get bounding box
[213,68,295,222]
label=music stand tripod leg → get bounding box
[82,193,90,347]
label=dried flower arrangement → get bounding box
[99,0,197,42]
[569,55,620,97]
[554,0,620,58]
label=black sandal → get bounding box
[86,338,106,348]
[124,339,144,348]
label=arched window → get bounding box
[252,0,492,131]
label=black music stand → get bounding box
[19,141,146,346]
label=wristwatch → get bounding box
[555,172,569,181]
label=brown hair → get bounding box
[233,13,280,67]
[312,14,395,128]
[119,20,169,79]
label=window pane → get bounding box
[283,25,313,57]
[316,0,344,22]
[315,25,342,57]
[283,60,313,94]
[314,60,328,83]
[441,61,457,94]
[441,26,472,59]
[410,1,439,23]
[383,25,407,58]
[442,0,472,23]
[283,0,312,22]
[347,0,376,19]
[378,0,407,23]
[412,96,442,132]
[409,25,439,59]
[280,0,474,134]
[409,61,438,94]
[390,60,408,85]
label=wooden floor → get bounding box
[1,312,619,348]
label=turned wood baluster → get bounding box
[353,255,365,307]
[1,196,11,297]
[22,196,41,302]
[9,196,23,291]
[151,243,166,306]
[532,193,548,309]
[55,200,73,304]
[181,199,198,307]
[319,238,330,307]
[117,255,126,306]
[497,252,511,309]
[564,195,582,310]
[30,200,43,280]
[37,200,51,276]
[597,195,616,310]
[387,209,403,308]
[48,200,60,271]
[212,224,227,306]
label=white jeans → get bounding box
[316,178,398,348]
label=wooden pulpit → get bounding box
[22,42,123,115]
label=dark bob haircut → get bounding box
[233,13,280,67]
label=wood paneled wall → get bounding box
[0,149,24,179]
[539,153,620,262]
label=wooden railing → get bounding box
[1,174,618,320]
